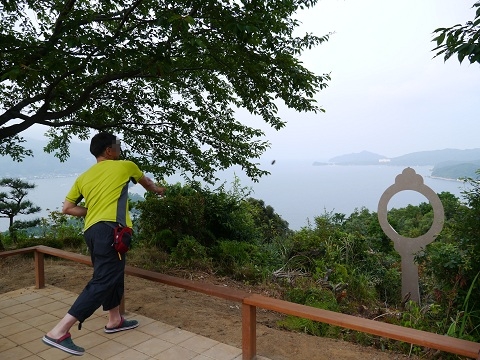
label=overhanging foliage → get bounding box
[432,1,480,64]
[0,0,330,181]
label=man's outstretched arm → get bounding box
[138,175,166,196]
[62,199,88,217]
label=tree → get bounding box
[247,198,291,242]
[0,0,330,181]
[0,177,41,245]
[432,2,480,64]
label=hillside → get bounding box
[389,148,480,166]
[328,150,387,164]
[431,161,480,180]
[0,138,92,178]
[321,148,480,180]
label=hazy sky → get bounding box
[23,0,480,162]
[255,0,480,162]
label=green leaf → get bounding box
[435,32,446,46]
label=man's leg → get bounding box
[46,313,77,339]
[42,313,85,355]
[104,304,139,333]
[106,306,122,328]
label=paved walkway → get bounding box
[0,286,270,360]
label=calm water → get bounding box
[0,163,469,231]
[217,162,468,229]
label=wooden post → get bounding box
[34,250,45,289]
[242,303,256,360]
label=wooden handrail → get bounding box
[124,265,249,302]
[1,246,479,360]
[0,246,38,257]
[33,245,92,266]
[4,245,250,302]
[244,294,480,359]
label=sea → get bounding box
[0,162,470,232]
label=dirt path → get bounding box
[0,256,416,360]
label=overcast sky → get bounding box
[254,0,480,162]
[23,0,480,163]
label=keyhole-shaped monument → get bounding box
[377,167,444,303]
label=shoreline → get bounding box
[428,175,467,182]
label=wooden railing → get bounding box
[1,245,479,360]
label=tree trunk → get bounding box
[8,215,16,244]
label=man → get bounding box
[42,132,165,356]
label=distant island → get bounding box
[313,149,480,180]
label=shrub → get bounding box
[17,237,63,249]
[136,183,208,248]
[171,236,209,267]
[148,229,176,251]
[279,287,340,336]
[345,270,377,305]
[127,247,169,272]
[212,240,267,281]
[62,236,84,248]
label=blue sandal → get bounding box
[104,316,139,333]
[42,332,85,356]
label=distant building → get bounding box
[379,158,391,163]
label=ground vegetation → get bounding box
[3,173,480,358]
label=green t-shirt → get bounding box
[65,160,144,231]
